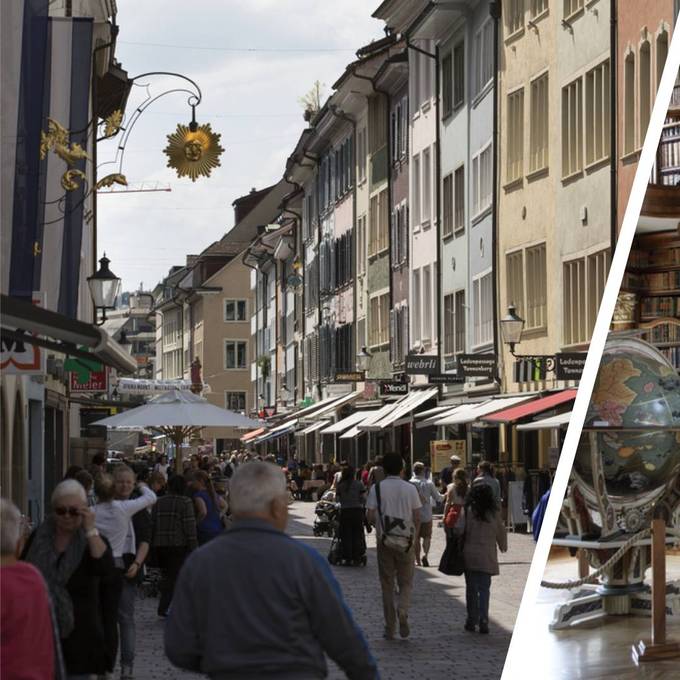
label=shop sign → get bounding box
[117,378,194,394]
[430,440,467,471]
[362,381,378,400]
[334,371,365,383]
[513,357,550,383]
[555,353,587,381]
[405,354,438,375]
[457,354,497,378]
[0,292,46,374]
[428,373,465,385]
[379,381,408,396]
[69,367,109,393]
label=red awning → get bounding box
[482,389,577,424]
[240,427,266,442]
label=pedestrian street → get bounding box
[129,501,533,680]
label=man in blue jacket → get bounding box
[165,460,378,680]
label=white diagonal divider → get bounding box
[501,25,680,680]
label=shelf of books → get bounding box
[622,231,680,372]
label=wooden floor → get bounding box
[506,552,680,679]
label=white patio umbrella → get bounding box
[92,390,262,470]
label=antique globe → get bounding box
[573,336,680,531]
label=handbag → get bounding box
[375,481,415,553]
[444,503,463,529]
[438,531,465,576]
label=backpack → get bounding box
[375,481,415,553]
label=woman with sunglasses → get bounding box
[23,479,117,679]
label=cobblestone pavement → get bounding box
[127,502,534,680]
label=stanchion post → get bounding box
[632,517,680,663]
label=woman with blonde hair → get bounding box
[94,469,156,676]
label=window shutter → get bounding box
[402,305,409,359]
[403,97,409,156]
[389,308,396,362]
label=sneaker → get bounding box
[479,622,489,634]
[383,627,395,640]
[398,611,410,638]
[121,665,134,680]
[464,621,476,632]
[422,556,429,567]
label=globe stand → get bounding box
[549,432,680,630]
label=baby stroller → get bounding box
[327,510,368,567]
[313,489,338,537]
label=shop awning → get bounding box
[296,420,331,436]
[303,390,361,421]
[340,403,395,439]
[361,387,438,431]
[1,293,137,374]
[240,427,266,443]
[433,396,534,426]
[481,389,577,424]
[415,399,488,429]
[516,411,572,431]
[321,410,375,435]
[253,419,298,444]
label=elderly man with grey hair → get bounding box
[165,461,378,680]
[1,498,58,679]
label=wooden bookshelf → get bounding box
[623,231,680,372]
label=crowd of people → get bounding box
[1,448,508,680]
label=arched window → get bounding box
[639,40,652,146]
[657,30,669,90]
[624,51,636,154]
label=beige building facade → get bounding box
[191,253,254,447]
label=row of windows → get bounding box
[624,31,669,156]
[505,0,599,33]
[505,60,613,185]
[319,231,355,295]
[319,322,355,380]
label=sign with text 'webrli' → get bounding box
[405,354,439,375]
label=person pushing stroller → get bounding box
[335,466,367,566]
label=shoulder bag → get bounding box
[375,481,415,553]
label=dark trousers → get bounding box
[465,570,491,625]
[100,568,124,671]
[339,507,364,562]
[156,546,189,616]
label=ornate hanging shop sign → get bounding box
[163,122,224,181]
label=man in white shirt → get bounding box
[366,453,421,640]
[409,461,443,567]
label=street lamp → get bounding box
[356,346,372,372]
[500,304,525,356]
[88,254,121,325]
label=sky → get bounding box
[97,1,385,292]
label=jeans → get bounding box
[118,578,137,667]
[339,507,365,561]
[465,569,492,625]
[156,546,189,616]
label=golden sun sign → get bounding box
[163,123,224,181]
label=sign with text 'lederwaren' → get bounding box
[405,354,439,375]
[457,354,497,378]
